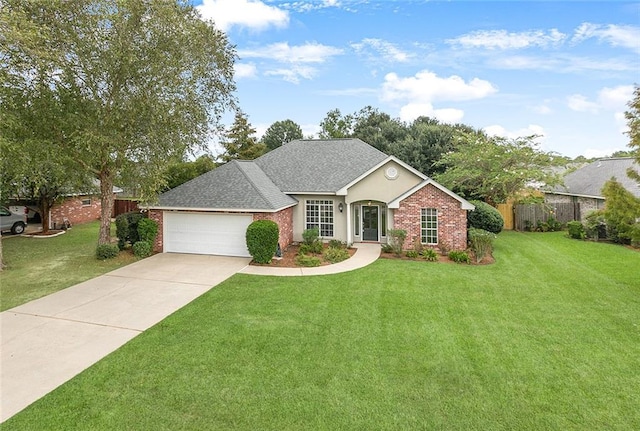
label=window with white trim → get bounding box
[421,208,438,244]
[306,200,334,237]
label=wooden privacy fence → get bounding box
[513,203,580,231]
[112,199,140,218]
[496,204,514,230]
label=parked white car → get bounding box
[1,206,27,234]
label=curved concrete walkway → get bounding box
[239,242,381,276]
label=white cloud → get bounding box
[532,104,552,115]
[484,124,547,141]
[351,38,413,62]
[301,123,322,138]
[573,23,640,52]
[381,70,497,103]
[196,0,289,32]
[567,85,634,114]
[234,63,257,79]
[399,103,464,124]
[448,29,566,50]
[239,42,343,63]
[264,65,316,84]
[567,94,599,113]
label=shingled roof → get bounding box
[156,139,394,210]
[255,138,389,193]
[158,160,297,211]
[548,157,640,199]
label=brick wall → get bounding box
[148,210,164,253]
[393,184,468,251]
[253,207,294,248]
[50,196,101,228]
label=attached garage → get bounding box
[163,212,253,257]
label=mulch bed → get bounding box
[250,243,356,267]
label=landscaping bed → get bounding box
[250,242,357,267]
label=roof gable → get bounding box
[157,160,296,211]
[255,138,389,193]
[548,158,640,199]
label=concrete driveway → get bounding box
[0,253,250,422]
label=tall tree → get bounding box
[351,106,407,153]
[319,109,353,139]
[219,111,265,162]
[601,179,640,245]
[1,0,236,245]
[261,119,303,152]
[435,132,562,204]
[625,85,640,183]
[163,154,217,190]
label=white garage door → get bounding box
[164,212,253,257]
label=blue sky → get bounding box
[194,0,640,158]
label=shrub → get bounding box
[381,243,394,253]
[468,228,495,263]
[448,250,470,264]
[567,221,586,240]
[302,227,319,245]
[468,200,504,234]
[328,239,347,249]
[246,220,279,264]
[323,247,350,263]
[96,243,119,260]
[585,210,607,241]
[137,218,158,245]
[387,229,407,256]
[405,250,419,259]
[295,254,321,267]
[299,241,323,255]
[132,241,152,258]
[545,216,563,232]
[420,248,438,262]
[115,211,145,249]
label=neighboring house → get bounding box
[148,139,474,257]
[545,157,640,221]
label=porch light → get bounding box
[368,200,372,206]
[338,203,344,213]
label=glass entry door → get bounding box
[362,205,379,241]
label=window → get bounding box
[421,208,438,244]
[354,205,360,236]
[81,198,91,206]
[381,204,387,237]
[306,200,334,237]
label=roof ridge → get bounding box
[233,160,283,207]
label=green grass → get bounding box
[4,232,640,430]
[0,221,137,311]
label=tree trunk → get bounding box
[0,236,4,271]
[98,171,115,245]
[40,201,51,234]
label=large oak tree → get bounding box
[1,0,237,244]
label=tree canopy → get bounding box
[261,119,303,152]
[434,132,562,204]
[219,111,265,162]
[625,85,640,183]
[1,0,237,244]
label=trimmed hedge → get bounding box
[246,220,279,264]
[115,211,145,250]
[132,241,152,258]
[468,201,504,234]
[137,218,158,245]
[96,243,119,260]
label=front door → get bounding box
[362,205,379,241]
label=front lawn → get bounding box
[4,232,640,430]
[0,221,137,311]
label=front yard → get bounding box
[3,231,640,430]
[0,221,136,311]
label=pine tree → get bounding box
[219,111,265,162]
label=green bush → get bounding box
[468,201,504,234]
[132,241,152,258]
[323,247,350,263]
[96,243,119,260]
[545,216,563,232]
[115,211,145,249]
[295,254,321,267]
[381,243,394,253]
[585,210,607,241]
[387,229,407,256]
[448,250,470,264]
[246,220,279,264]
[328,239,346,249]
[420,248,438,262]
[299,241,323,255]
[137,218,158,245]
[405,250,419,259]
[302,227,319,245]
[567,221,586,240]
[468,228,495,263]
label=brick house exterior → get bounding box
[393,184,468,251]
[50,195,102,228]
